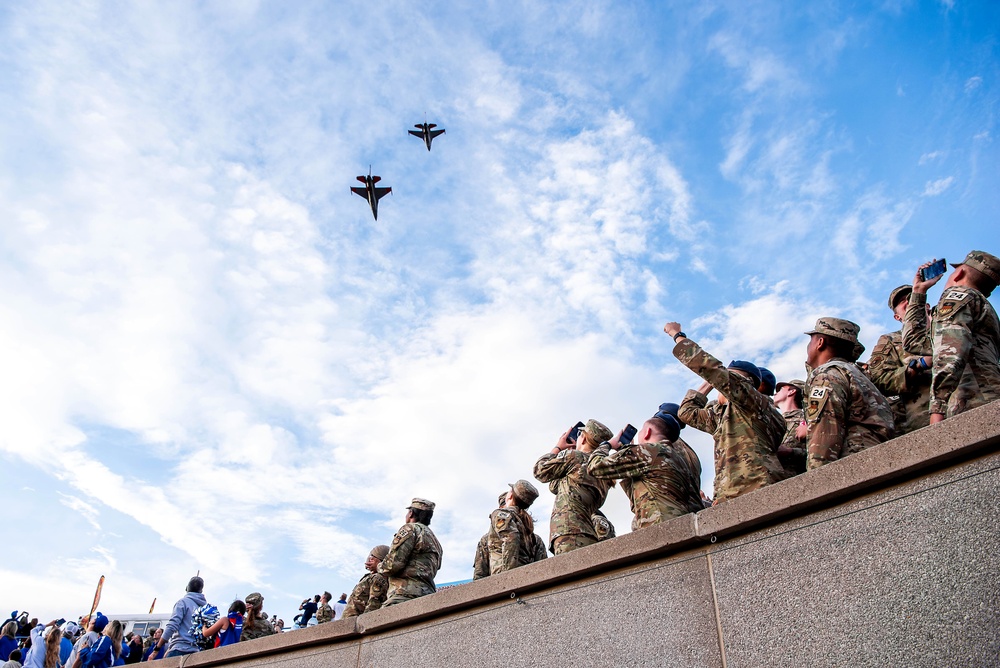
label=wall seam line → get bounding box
[706,550,728,668]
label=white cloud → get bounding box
[918,150,945,165]
[922,176,954,197]
[964,76,982,93]
[59,494,102,531]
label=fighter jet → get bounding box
[409,122,445,151]
[350,167,392,220]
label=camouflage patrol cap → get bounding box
[369,545,390,560]
[805,317,865,360]
[952,250,1000,284]
[407,497,435,512]
[582,419,613,444]
[508,479,539,507]
[245,592,264,607]
[888,285,912,310]
[775,379,806,395]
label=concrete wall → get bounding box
[169,401,1000,668]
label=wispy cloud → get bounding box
[922,176,954,197]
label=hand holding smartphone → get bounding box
[919,258,947,282]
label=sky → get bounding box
[1,0,997,626]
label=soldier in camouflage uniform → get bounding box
[316,592,334,624]
[910,252,1000,422]
[803,318,894,469]
[343,545,389,618]
[773,380,807,476]
[664,322,786,503]
[378,498,443,606]
[533,419,615,554]
[866,285,932,434]
[240,592,274,641]
[473,492,547,579]
[486,480,543,575]
[588,410,703,528]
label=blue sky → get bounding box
[1,0,997,625]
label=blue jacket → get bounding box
[163,591,207,655]
[0,636,16,662]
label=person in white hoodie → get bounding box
[153,577,207,659]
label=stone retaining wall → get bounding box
[164,401,1000,668]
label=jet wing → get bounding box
[429,129,445,139]
[408,130,424,139]
[373,187,392,200]
[350,187,367,198]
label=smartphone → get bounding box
[567,421,585,443]
[619,424,637,446]
[920,258,947,282]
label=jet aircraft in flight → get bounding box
[409,122,445,151]
[351,168,392,220]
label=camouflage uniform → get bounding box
[867,286,932,434]
[902,291,977,416]
[928,284,1000,417]
[472,533,490,580]
[487,507,535,574]
[315,602,333,624]
[674,339,786,503]
[777,407,807,476]
[240,593,274,641]
[587,437,703,529]
[378,500,443,606]
[534,442,613,554]
[342,572,388,618]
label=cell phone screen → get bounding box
[619,424,638,446]
[568,421,585,442]
[921,258,947,281]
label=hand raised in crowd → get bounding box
[912,259,945,294]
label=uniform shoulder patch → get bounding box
[805,385,830,421]
[493,509,512,531]
[392,526,412,545]
[937,295,973,319]
[944,290,968,301]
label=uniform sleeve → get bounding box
[678,390,719,435]
[930,290,979,415]
[533,451,572,483]
[366,575,388,612]
[377,525,416,576]
[343,580,365,617]
[492,509,522,572]
[532,534,548,561]
[472,534,490,580]
[779,418,807,471]
[587,443,650,480]
[805,369,851,469]
[901,291,932,356]
[866,333,907,396]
